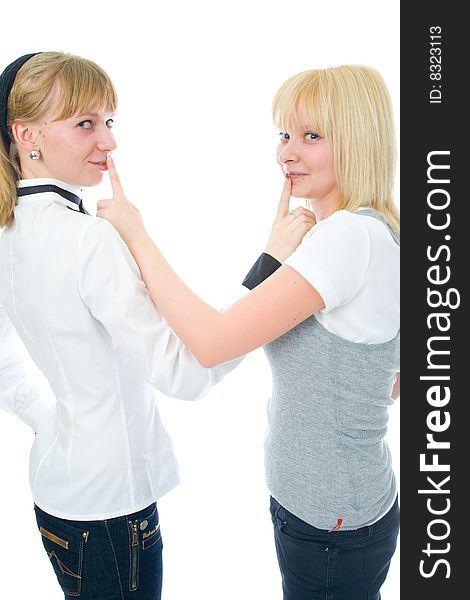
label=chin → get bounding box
[81,172,105,188]
[291,186,312,200]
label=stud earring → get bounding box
[29,149,41,160]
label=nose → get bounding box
[96,126,117,152]
[277,139,299,166]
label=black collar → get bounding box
[17,183,88,214]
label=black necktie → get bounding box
[17,184,88,214]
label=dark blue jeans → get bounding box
[270,496,399,600]
[34,502,163,600]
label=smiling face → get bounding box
[13,81,117,187]
[31,107,117,187]
[276,112,338,206]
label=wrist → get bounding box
[264,246,284,262]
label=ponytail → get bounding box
[0,138,18,228]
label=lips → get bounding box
[89,161,108,171]
[286,172,308,180]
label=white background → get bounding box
[1,1,400,598]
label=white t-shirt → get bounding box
[285,210,400,344]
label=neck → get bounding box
[307,191,340,221]
[18,154,50,180]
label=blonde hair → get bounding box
[0,51,117,228]
[272,65,399,232]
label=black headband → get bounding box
[0,53,42,151]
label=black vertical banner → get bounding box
[401,3,465,597]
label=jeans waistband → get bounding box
[270,495,399,536]
[34,502,157,525]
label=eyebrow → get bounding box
[75,112,115,119]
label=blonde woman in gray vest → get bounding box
[99,65,400,600]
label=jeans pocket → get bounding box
[128,504,162,592]
[279,519,326,545]
[35,508,89,597]
[140,505,161,551]
[276,507,329,546]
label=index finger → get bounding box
[106,153,124,197]
[276,175,292,218]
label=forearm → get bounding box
[78,219,243,399]
[128,234,224,367]
[127,232,322,368]
[1,308,51,431]
[0,377,51,431]
[97,156,316,368]
[96,155,320,368]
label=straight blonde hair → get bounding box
[272,65,399,232]
[0,51,117,228]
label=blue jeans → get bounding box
[270,496,399,600]
[34,502,163,600]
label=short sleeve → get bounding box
[285,211,371,312]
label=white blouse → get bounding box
[0,179,240,520]
[0,304,50,430]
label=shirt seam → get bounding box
[75,218,137,504]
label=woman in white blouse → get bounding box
[0,51,313,599]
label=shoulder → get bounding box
[309,209,370,240]
[297,210,371,262]
[78,216,128,250]
[77,217,140,281]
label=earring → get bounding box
[29,149,41,160]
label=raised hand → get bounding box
[264,176,316,262]
[96,154,146,245]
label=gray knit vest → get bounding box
[264,209,399,530]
